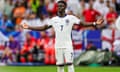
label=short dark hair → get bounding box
[57,0,67,7]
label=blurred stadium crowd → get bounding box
[0,0,120,66]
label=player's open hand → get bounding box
[96,18,104,25]
[21,23,29,29]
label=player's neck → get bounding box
[57,11,66,17]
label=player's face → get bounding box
[57,3,66,12]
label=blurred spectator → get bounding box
[45,0,50,4]
[12,1,26,25]
[29,12,41,26]
[46,0,57,16]
[0,31,9,45]
[21,12,49,39]
[106,6,118,29]
[0,0,5,14]
[102,29,115,51]
[31,45,44,63]
[21,11,49,40]
[25,1,33,15]
[30,31,45,63]
[0,14,15,33]
[21,12,42,28]
[72,25,83,58]
[37,0,48,17]
[36,31,50,64]
[30,0,40,13]
[38,13,50,26]
[72,25,82,50]
[20,11,32,40]
[83,3,101,22]
[111,0,120,14]
[66,0,80,16]
[4,0,14,19]
[36,31,49,50]
[105,0,115,9]
[21,0,29,9]
[45,29,55,64]
[77,0,89,19]
[82,3,101,30]
[93,0,108,17]
[104,0,115,25]
[0,31,9,62]
[1,35,21,63]
[14,25,26,44]
[20,32,36,62]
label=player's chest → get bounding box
[53,19,72,31]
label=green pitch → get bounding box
[0,66,120,72]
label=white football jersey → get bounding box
[48,15,80,48]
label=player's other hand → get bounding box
[21,23,29,29]
[96,18,104,25]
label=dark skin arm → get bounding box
[80,22,96,27]
[80,18,104,27]
[22,24,52,31]
[21,18,104,31]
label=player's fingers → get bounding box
[100,19,104,23]
[96,19,104,25]
[98,18,103,22]
[23,25,28,28]
[21,23,28,29]
[98,19,104,23]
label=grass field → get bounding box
[0,66,120,72]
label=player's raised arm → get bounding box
[21,23,52,31]
[80,18,104,27]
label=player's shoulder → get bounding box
[49,16,58,22]
[67,15,77,18]
[50,15,77,20]
[66,14,74,17]
[51,16,58,19]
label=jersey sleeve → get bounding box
[71,15,80,25]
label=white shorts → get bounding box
[55,48,74,65]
